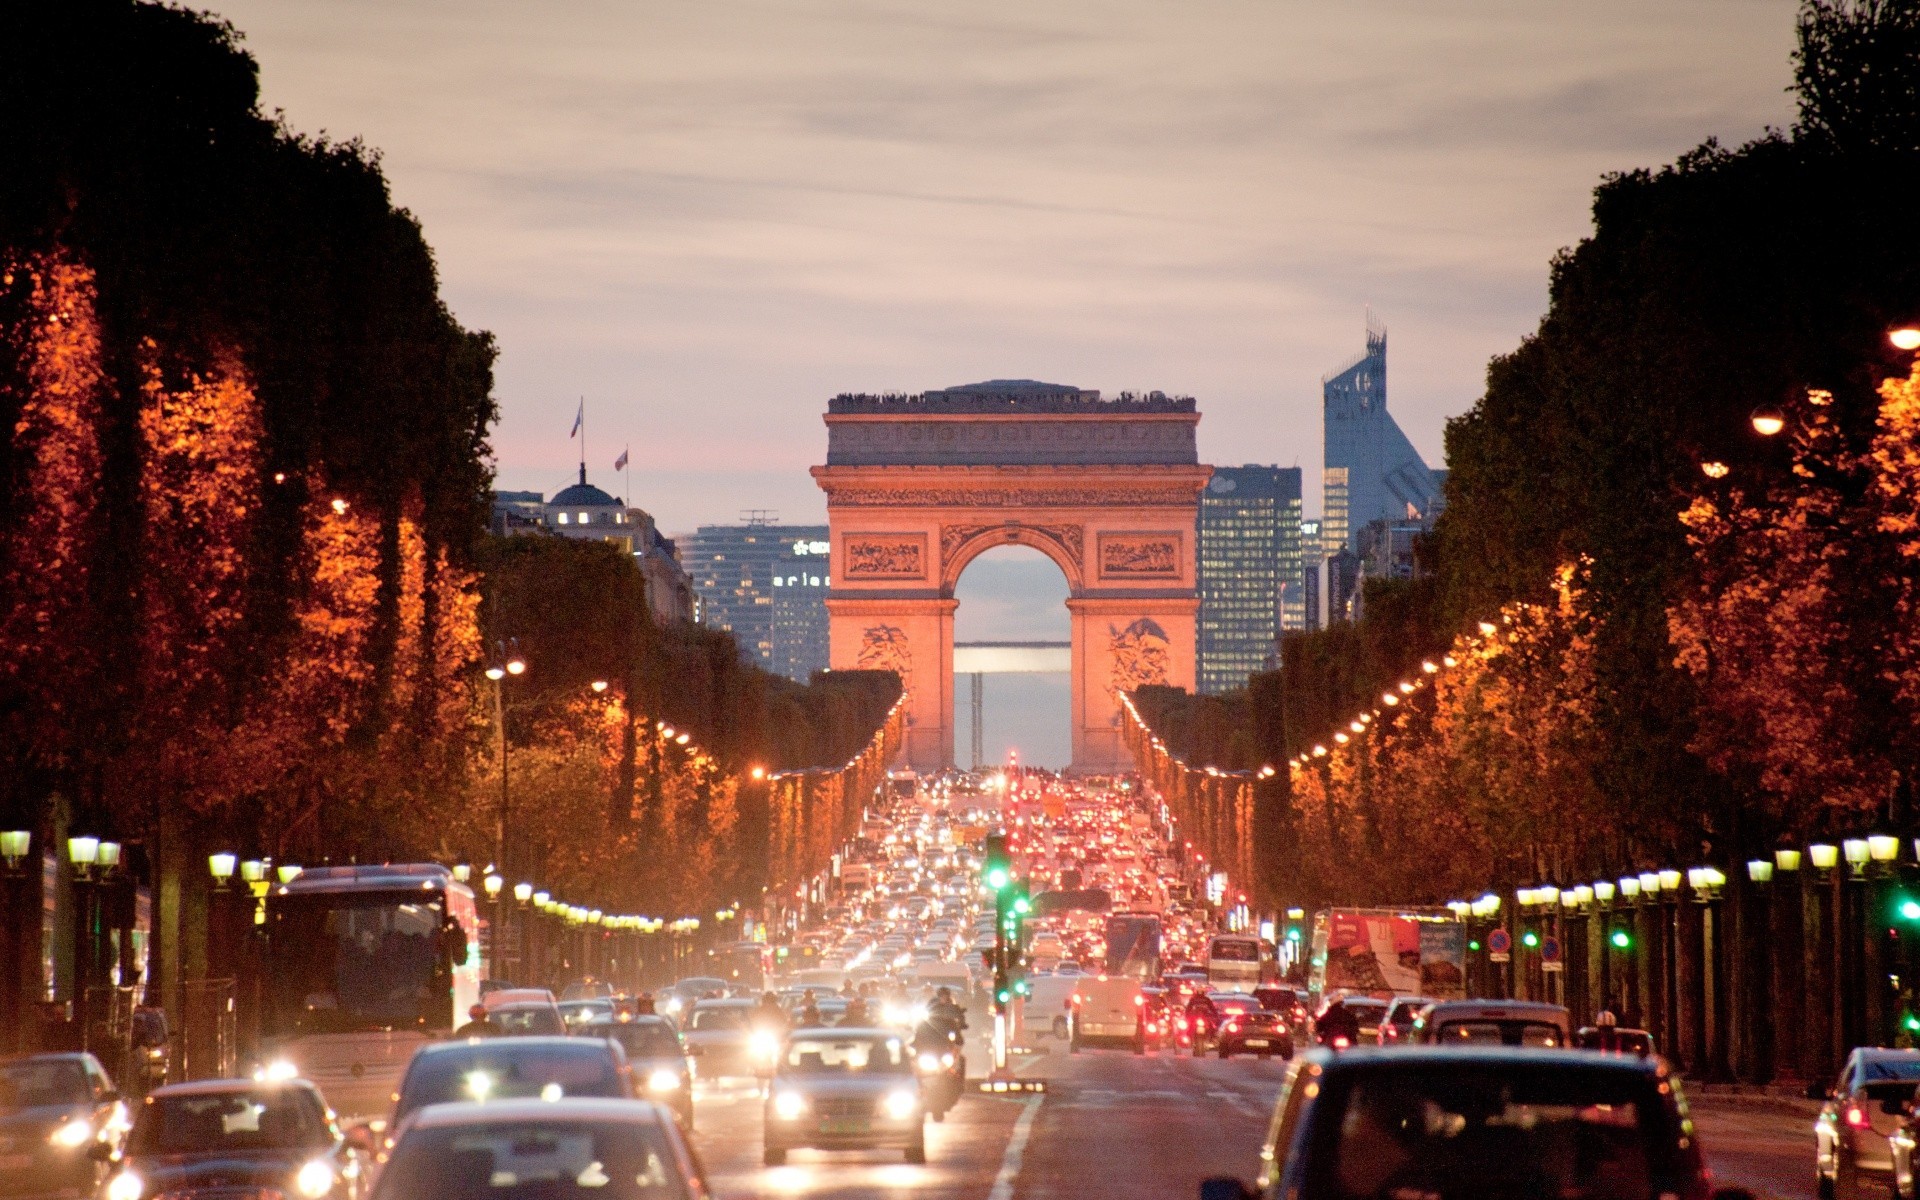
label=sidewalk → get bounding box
[1687,1080,1824,1118]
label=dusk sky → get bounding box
[213,0,1803,764]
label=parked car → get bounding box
[582,1017,694,1130]
[763,1029,925,1166]
[1201,1047,1744,1200]
[372,1098,708,1200]
[0,1052,128,1200]
[1409,1000,1571,1048]
[103,1078,366,1200]
[387,1037,634,1153]
[1820,1047,1920,1199]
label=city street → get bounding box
[692,1046,1825,1200]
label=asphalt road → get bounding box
[688,1039,1822,1200]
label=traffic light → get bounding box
[983,833,1011,893]
[1521,930,1540,949]
[1899,896,1920,922]
[1610,928,1632,950]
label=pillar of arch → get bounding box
[811,384,1211,772]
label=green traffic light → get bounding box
[1521,931,1540,948]
[1610,929,1631,949]
[1468,940,1482,952]
[1901,899,1920,922]
[1013,895,1031,915]
[1285,929,1302,943]
[986,866,1011,891]
[996,988,1011,1003]
[1906,1014,1920,1033]
[1014,979,1029,996]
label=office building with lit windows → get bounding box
[1322,317,1440,555]
[677,517,831,679]
[1196,465,1304,694]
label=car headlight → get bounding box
[750,1030,780,1060]
[772,1091,808,1120]
[254,1059,298,1083]
[647,1068,682,1093]
[107,1172,143,1200]
[882,1090,919,1121]
[49,1117,94,1148]
[917,1052,942,1073]
[295,1159,335,1199]
[662,997,684,1015]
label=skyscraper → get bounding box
[1322,316,1439,554]
[1299,519,1322,633]
[677,517,831,680]
[1196,465,1303,695]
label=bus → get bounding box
[1204,932,1272,993]
[260,864,480,1119]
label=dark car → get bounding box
[1189,992,1260,1054]
[1203,1047,1743,1200]
[372,1098,707,1200]
[1314,996,1388,1048]
[1216,1002,1293,1061]
[583,1018,694,1130]
[1252,986,1311,1032]
[388,1037,633,1143]
[0,1052,126,1200]
[104,1079,364,1200]
[1375,997,1429,1046]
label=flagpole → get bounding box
[579,395,586,486]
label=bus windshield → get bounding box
[265,891,450,1035]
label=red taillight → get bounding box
[1333,1036,1351,1049]
[1176,1016,1188,1030]
[1847,1104,1871,1130]
[1134,995,1145,1006]
[1224,1019,1239,1033]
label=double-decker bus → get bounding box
[260,864,479,1119]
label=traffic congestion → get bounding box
[1,769,1836,1200]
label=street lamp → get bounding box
[1843,839,1870,876]
[0,830,28,873]
[209,853,237,890]
[486,639,527,877]
[1891,327,1920,351]
[1809,843,1840,873]
[66,836,100,880]
[1775,848,1803,873]
[1750,404,1786,437]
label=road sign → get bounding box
[1541,936,1564,972]
[1487,927,1511,963]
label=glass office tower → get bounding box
[1322,317,1439,553]
[1197,465,1303,695]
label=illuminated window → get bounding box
[557,513,569,525]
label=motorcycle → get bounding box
[914,1026,965,1122]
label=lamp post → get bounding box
[1769,848,1804,1085]
[66,837,102,1053]
[483,871,504,981]
[485,639,527,882]
[1,831,30,1053]
[1807,844,1840,1081]
[513,883,533,983]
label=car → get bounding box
[1189,992,1261,1054]
[486,1001,568,1036]
[582,1017,695,1130]
[104,1078,365,1200]
[387,1037,635,1141]
[763,1028,925,1166]
[1819,1047,1920,1199]
[1375,996,1429,1045]
[371,1098,707,1200]
[0,1052,128,1199]
[1215,1002,1293,1060]
[1409,1000,1571,1048]
[560,980,617,1002]
[682,999,761,1079]
[1202,1047,1741,1200]
[557,999,615,1028]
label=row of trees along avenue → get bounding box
[0,1,904,1035]
[1130,0,1920,913]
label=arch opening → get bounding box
[952,544,1070,770]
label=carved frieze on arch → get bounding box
[938,521,1084,592]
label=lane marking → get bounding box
[986,1094,1042,1200]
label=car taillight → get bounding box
[1224,1019,1239,1033]
[1333,1036,1350,1048]
[1847,1104,1871,1130]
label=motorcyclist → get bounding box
[1316,999,1361,1048]
[839,995,871,1026]
[452,1003,497,1038]
[632,991,656,1015]
[798,989,822,1028]
[751,990,789,1032]
[928,987,967,1033]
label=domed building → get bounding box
[488,467,695,625]
[544,470,631,534]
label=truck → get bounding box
[1067,913,1162,1051]
[1308,907,1467,1004]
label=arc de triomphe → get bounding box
[811,381,1211,772]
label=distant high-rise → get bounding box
[1299,519,1322,633]
[678,517,831,680]
[1322,316,1439,554]
[1197,465,1302,695]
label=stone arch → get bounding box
[939,521,1084,596]
[811,383,1211,771]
